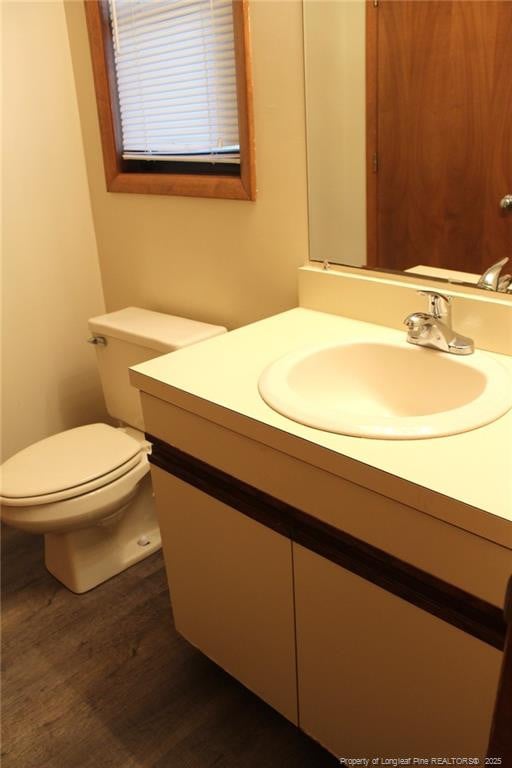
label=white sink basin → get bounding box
[258,341,512,439]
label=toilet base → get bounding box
[44,474,160,593]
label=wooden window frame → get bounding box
[84,0,256,200]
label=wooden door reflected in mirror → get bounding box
[304,0,512,283]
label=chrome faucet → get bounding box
[477,257,512,292]
[404,291,474,355]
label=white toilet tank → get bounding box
[88,307,226,431]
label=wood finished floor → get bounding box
[1,526,337,768]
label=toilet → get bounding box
[0,307,226,593]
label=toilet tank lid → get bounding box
[88,307,226,353]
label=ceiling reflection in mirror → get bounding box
[303,0,512,290]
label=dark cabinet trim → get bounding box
[148,436,506,651]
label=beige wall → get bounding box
[304,0,366,267]
[1,1,106,462]
[64,0,309,330]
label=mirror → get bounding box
[303,0,512,290]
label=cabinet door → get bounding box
[151,465,298,724]
[294,543,501,758]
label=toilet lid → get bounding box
[0,424,143,504]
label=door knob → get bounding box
[500,194,512,211]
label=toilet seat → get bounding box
[0,453,150,534]
[0,424,144,507]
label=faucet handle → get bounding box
[418,290,451,321]
[477,257,509,291]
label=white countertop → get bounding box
[130,308,512,548]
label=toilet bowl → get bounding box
[0,423,158,593]
[0,307,226,593]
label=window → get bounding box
[85,0,255,199]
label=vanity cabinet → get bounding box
[294,543,501,758]
[138,391,508,760]
[150,465,298,724]
[150,458,502,758]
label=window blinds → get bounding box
[108,0,240,163]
